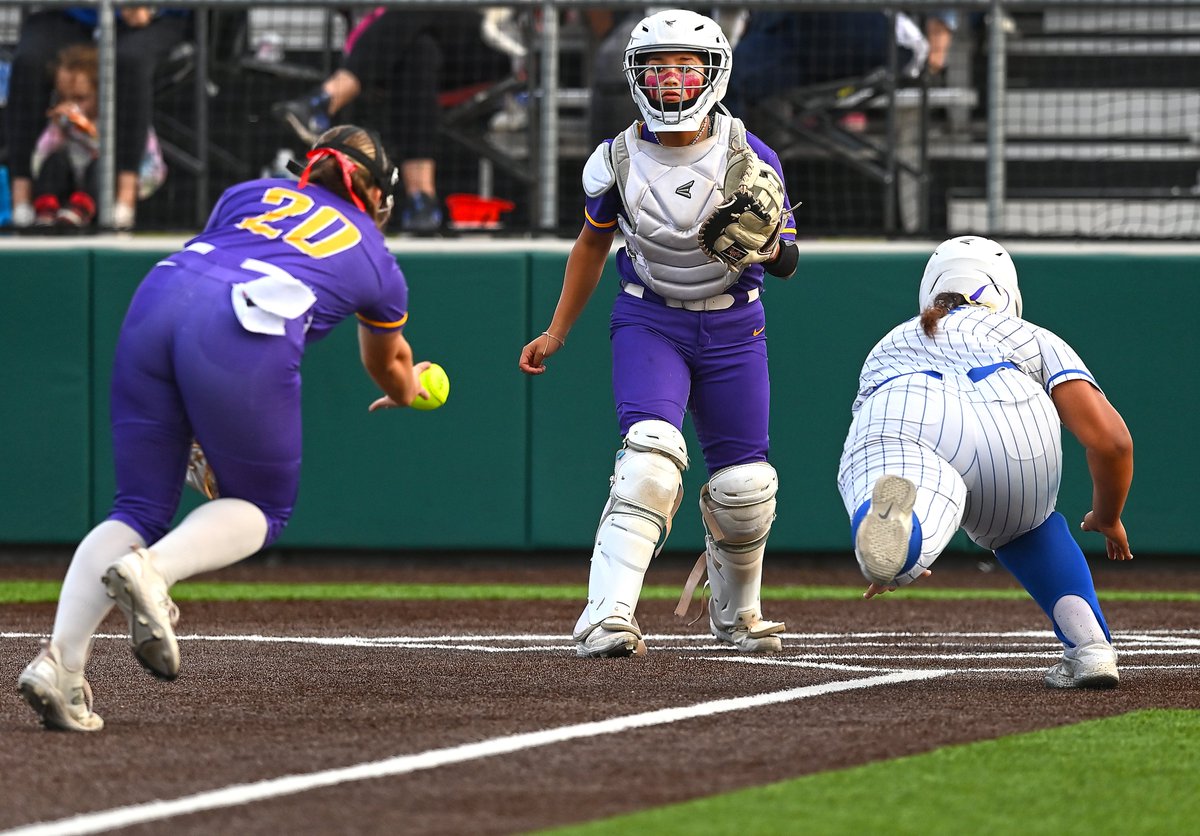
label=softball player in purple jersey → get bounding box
[839,236,1134,688]
[518,10,800,658]
[19,125,436,731]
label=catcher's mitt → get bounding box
[698,149,787,271]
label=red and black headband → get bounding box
[288,128,399,212]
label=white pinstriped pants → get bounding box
[837,369,1063,583]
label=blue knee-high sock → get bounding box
[994,511,1110,645]
[851,500,923,576]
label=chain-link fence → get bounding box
[1,1,1197,238]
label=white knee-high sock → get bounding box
[1052,594,1109,648]
[150,498,269,586]
[51,519,146,671]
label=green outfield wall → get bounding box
[0,247,1193,554]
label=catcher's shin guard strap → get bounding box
[674,550,709,622]
[994,512,1111,644]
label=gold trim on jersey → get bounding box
[356,311,408,329]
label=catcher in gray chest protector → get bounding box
[518,8,801,660]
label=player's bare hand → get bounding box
[863,569,932,599]
[368,395,398,411]
[369,361,431,411]
[1080,512,1133,561]
[519,332,564,375]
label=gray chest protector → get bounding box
[584,116,750,301]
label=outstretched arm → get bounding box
[359,325,426,409]
[1051,379,1134,559]
[518,225,614,374]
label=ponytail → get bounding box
[920,292,968,337]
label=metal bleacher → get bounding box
[5,3,1200,240]
[944,6,1200,238]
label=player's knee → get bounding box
[109,510,170,548]
[255,505,293,547]
[624,420,689,470]
[700,462,778,559]
[612,420,688,523]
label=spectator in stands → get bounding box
[28,44,167,231]
[272,8,512,234]
[4,5,190,231]
[724,10,957,118]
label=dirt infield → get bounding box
[2,552,1198,834]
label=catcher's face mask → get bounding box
[624,10,731,133]
[918,236,1023,318]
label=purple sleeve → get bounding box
[746,132,797,241]
[584,189,622,232]
[355,252,410,333]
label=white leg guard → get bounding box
[701,462,785,654]
[575,420,688,657]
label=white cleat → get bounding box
[103,547,181,681]
[856,474,918,585]
[1045,641,1119,689]
[17,643,104,732]
[710,609,786,654]
[574,616,647,658]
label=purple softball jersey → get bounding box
[108,178,408,546]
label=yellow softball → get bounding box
[411,363,449,411]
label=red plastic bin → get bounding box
[445,193,516,229]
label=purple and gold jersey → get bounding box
[185,178,408,341]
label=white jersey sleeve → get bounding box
[1019,323,1100,394]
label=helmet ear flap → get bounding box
[363,127,399,211]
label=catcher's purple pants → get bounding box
[610,290,771,475]
[108,264,304,546]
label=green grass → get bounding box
[2,580,1197,605]
[542,709,1200,835]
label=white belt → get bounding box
[622,282,759,311]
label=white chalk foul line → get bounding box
[2,669,948,836]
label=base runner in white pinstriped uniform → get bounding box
[837,236,1135,689]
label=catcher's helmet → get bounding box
[624,10,731,134]
[918,236,1022,318]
